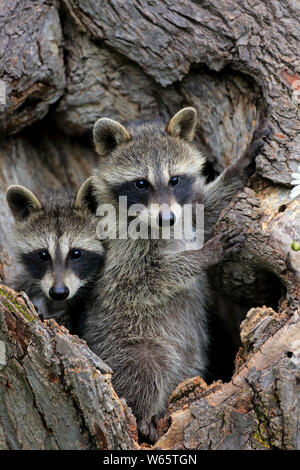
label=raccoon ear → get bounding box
[167,107,197,142]
[93,118,131,157]
[74,177,98,214]
[6,185,42,220]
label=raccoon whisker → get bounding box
[67,283,95,305]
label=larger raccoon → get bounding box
[6,178,104,332]
[82,108,272,441]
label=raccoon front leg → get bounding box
[139,417,159,443]
[161,227,247,283]
[187,227,247,269]
[110,344,169,443]
[203,119,273,239]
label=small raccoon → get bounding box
[6,178,104,332]
[82,108,272,441]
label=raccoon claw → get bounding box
[252,119,273,142]
[200,227,247,268]
[138,418,159,443]
[242,119,273,174]
[221,227,247,257]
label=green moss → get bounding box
[252,428,271,449]
[291,240,300,251]
[0,288,35,322]
[21,310,36,323]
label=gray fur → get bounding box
[82,109,272,441]
[7,181,104,333]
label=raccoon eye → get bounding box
[170,176,180,187]
[70,249,82,260]
[38,250,50,262]
[134,180,150,191]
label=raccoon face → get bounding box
[92,108,205,230]
[7,178,104,302]
[21,243,103,301]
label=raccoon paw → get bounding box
[138,418,159,443]
[252,118,274,143]
[201,227,247,267]
[242,119,273,175]
[220,227,248,257]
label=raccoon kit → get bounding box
[82,107,272,442]
[6,178,104,332]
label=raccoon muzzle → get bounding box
[49,285,70,301]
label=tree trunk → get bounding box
[0,0,299,450]
[0,286,139,450]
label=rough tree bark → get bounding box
[0,0,299,450]
[0,286,138,450]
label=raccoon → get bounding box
[82,108,272,441]
[6,178,104,332]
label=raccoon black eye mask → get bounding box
[68,249,104,281]
[21,249,51,280]
[21,248,103,287]
[112,174,196,211]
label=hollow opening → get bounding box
[278,204,287,213]
[179,64,264,178]
[207,272,286,383]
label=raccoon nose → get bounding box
[158,211,176,227]
[49,285,70,301]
